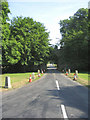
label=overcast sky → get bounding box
[7,0,89,45]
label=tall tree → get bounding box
[58,8,88,71]
[2,0,11,67]
[2,15,50,72]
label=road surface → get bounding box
[1,66,89,119]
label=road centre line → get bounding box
[56,80,60,90]
[61,104,69,119]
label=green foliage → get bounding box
[1,1,10,24]
[58,8,88,71]
[2,0,11,66]
[88,9,90,71]
[2,1,50,72]
[48,45,58,64]
[9,17,49,67]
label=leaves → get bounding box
[2,2,50,72]
[58,8,88,71]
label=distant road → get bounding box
[2,66,89,119]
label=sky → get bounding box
[7,0,89,45]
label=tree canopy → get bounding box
[1,1,10,68]
[1,1,88,73]
[57,8,88,71]
[2,1,50,73]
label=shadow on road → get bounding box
[46,85,89,119]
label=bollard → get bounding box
[66,70,68,76]
[66,72,68,76]
[5,76,12,88]
[38,73,41,77]
[38,70,40,74]
[75,70,78,78]
[73,73,77,80]
[32,72,35,79]
[68,69,71,74]
[41,70,43,74]
[29,75,32,82]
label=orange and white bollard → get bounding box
[38,73,41,77]
[73,73,77,80]
[29,75,32,82]
[66,72,68,76]
[41,70,43,74]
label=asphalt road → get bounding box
[1,66,89,119]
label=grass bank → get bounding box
[0,72,44,91]
[65,73,89,88]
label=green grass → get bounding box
[0,72,44,91]
[78,73,88,80]
[65,73,89,88]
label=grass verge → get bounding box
[0,72,44,91]
[64,73,89,88]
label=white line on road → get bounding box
[61,104,69,119]
[56,80,60,90]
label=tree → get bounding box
[88,7,90,72]
[2,15,50,72]
[2,0,11,68]
[48,45,58,64]
[58,8,88,71]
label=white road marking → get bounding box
[56,80,60,90]
[61,104,69,119]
